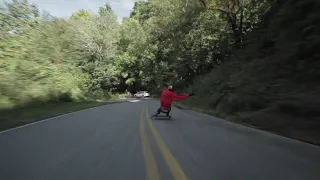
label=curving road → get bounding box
[1,99,320,180]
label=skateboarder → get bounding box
[153,85,194,117]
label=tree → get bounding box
[0,0,40,33]
[198,0,270,48]
[116,18,148,87]
[130,1,151,25]
[99,3,113,16]
[70,9,91,20]
[69,7,120,91]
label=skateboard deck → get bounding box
[151,115,171,119]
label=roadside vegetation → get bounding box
[0,100,122,131]
[1,0,319,144]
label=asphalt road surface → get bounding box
[1,99,320,180]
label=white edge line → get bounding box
[0,101,127,134]
[177,107,320,149]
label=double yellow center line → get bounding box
[140,106,188,180]
[140,107,161,180]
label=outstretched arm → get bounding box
[171,92,189,101]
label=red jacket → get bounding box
[160,89,189,109]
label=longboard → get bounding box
[151,115,171,119]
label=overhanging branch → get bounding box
[199,0,207,8]
[208,7,229,14]
[198,0,229,14]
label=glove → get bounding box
[188,93,195,97]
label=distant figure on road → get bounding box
[153,85,194,117]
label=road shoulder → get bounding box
[173,101,320,147]
[0,100,125,132]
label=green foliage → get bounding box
[69,9,119,90]
[0,0,120,108]
[180,0,320,143]
[70,9,91,20]
[0,0,40,33]
[130,1,151,25]
[99,3,113,16]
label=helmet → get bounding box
[168,85,173,90]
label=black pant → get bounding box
[155,107,171,116]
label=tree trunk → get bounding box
[227,12,241,47]
[199,0,243,48]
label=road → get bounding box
[1,99,320,180]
